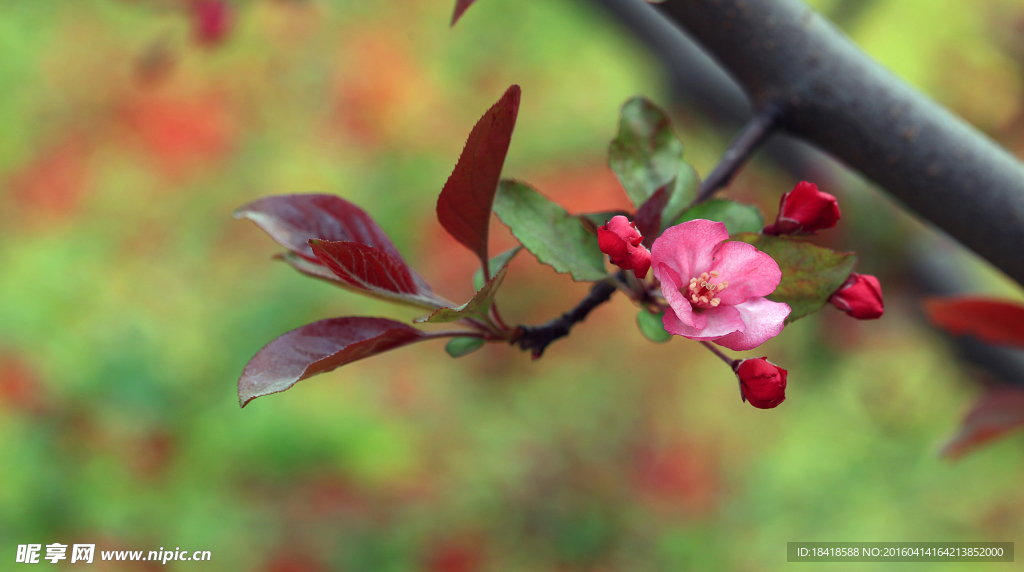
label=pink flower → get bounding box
[651,219,790,350]
[830,273,884,319]
[734,357,787,409]
[598,215,651,279]
[763,181,840,235]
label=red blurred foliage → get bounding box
[7,136,92,221]
[924,297,1024,348]
[529,163,634,215]
[118,94,236,178]
[293,474,370,519]
[0,353,50,415]
[942,387,1024,459]
[632,442,721,517]
[425,539,484,572]
[191,0,233,47]
[262,552,328,572]
[130,429,176,478]
[332,29,432,148]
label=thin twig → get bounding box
[515,277,619,358]
[692,106,780,205]
[700,341,737,368]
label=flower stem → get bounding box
[700,341,738,369]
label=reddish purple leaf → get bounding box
[634,183,670,248]
[436,85,521,279]
[309,239,442,308]
[924,297,1024,348]
[235,193,434,295]
[451,0,478,26]
[234,194,407,263]
[274,252,341,284]
[941,387,1024,459]
[239,317,427,407]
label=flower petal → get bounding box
[663,303,741,340]
[658,263,699,329]
[712,297,790,351]
[598,228,630,264]
[708,241,782,305]
[651,219,729,283]
[604,215,642,246]
[629,244,651,279]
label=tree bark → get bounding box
[657,0,1024,286]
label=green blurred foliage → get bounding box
[1,0,1023,570]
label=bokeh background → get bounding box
[2,0,1024,570]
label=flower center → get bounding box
[682,271,729,308]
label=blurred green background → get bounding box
[2,0,1024,570]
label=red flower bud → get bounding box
[598,215,651,279]
[734,357,787,409]
[192,0,232,47]
[763,181,840,235]
[830,273,884,319]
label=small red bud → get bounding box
[763,181,840,235]
[830,273,884,320]
[734,357,787,409]
[597,215,651,279]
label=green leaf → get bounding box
[417,265,509,324]
[733,233,857,323]
[608,97,699,219]
[673,199,764,235]
[493,181,608,282]
[445,336,486,358]
[662,164,701,226]
[473,246,521,291]
[637,309,671,343]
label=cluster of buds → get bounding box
[597,215,651,279]
[597,182,882,411]
[766,181,884,321]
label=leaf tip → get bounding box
[450,0,477,27]
[506,83,522,102]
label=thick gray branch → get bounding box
[657,0,1024,286]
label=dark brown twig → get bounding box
[693,106,780,205]
[515,278,619,358]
